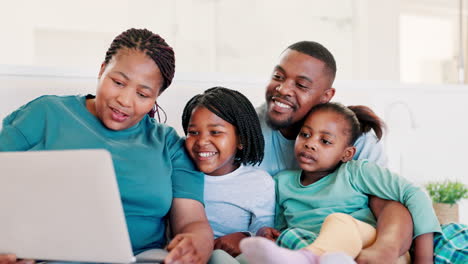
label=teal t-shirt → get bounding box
[0,95,204,254]
[275,160,441,238]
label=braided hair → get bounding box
[308,102,385,146]
[104,28,175,93]
[182,87,264,166]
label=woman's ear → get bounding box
[341,146,356,162]
[98,62,106,79]
[237,144,243,150]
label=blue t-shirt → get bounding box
[0,95,204,254]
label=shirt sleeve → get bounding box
[348,160,441,237]
[248,171,276,234]
[0,98,46,151]
[353,132,388,167]
[166,128,204,205]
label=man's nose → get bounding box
[275,81,294,96]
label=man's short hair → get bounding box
[288,41,337,81]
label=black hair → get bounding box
[308,102,385,146]
[104,28,175,93]
[181,87,264,166]
[287,41,337,81]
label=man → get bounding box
[258,41,386,175]
[255,41,468,264]
[212,41,414,264]
[259,41,413,264]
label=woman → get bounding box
[0,28,213,264]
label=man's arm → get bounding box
[165,198,214,264]
[412,233,434,264]
[356,196,413,264]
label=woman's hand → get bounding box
[213,232,249,257]
[256,227,280,242]
[165,198,214,264]
[165,233,202,264]
[0,255,34,264]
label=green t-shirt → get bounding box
[0,95,204,254]
[275,160,441,238]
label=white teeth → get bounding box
[198,152,216,157]
[274,101,292,109]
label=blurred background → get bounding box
[0,0,467,222]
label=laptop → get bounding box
[0,149,167,263]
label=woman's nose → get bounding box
[116,88,133,107]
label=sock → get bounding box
[240,237,319,264]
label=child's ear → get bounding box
[237,144,243,150]
[341,146,356,162]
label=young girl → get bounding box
[181,87,276,259]
[240,102,441,264]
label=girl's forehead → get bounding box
[306,110,350,133]
[307,109,342,123]
[191,106,220,120]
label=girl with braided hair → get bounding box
[182,87,275,262]
[0,28,213,264]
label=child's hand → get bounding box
[256,227,280,242]
[213,232,248,257]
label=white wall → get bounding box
[0,0,404,81]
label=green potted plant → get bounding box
[425,180,468,224]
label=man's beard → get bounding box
[266,114,294,130]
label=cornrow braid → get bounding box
[308,102,385,146]
[104,28,175,92]
[182,87,264,166]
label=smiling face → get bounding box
[87,48,163,131]
[265,49,335,138]
[294,109,355,180]
[184,106,242,176]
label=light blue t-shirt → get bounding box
[256,104,387,176]
[0,95,204,254]
[204,165,275,238]
[275,160,441,238]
